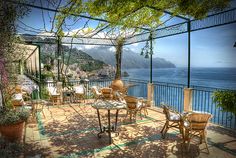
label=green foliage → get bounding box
[212,90,236,115]
[41,71,54,80]
[63,49,105,72]
[51,0,230,43]
[40,53,55,65]
[40,86,50,100]
[81,0,229,29]
[80,60,104,72]
[0,108,30,126]
[44,64,52,71]
[115,37,125,79]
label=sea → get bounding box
[122,67,236,129]
[123,67,236,90]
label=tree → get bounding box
[114,37,125,79]
[56,0,230,80]
[64,0,230,30]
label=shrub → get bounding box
[212,90,236,115]
[0,108,30,126]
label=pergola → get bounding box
[2,2,236,152]
[5,43,39,77]
[6,0,236,88]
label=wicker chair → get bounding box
[124,96,143,121]
[161,104,182,138]
[183,112,212,153]
[15,85,30,100]
[11,93,33,116]
[11,93,29,107]
[73,85,86,103]
[47,86,62,105]
[101,87,113,100]
[91,86,102,101]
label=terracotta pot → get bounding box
[0,121,24,142]
[111,79,124,91]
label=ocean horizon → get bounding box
[123,67,236,90]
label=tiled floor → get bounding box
[23,101,236,158]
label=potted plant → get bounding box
[0,1,30,142]
[0,108,29,142]
[0,75,30,142]
[212,90,236,115]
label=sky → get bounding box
[126,23,236,68]
[16,0,236,68]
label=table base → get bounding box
[96,109,119,144]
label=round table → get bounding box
[62,90,74,104]
[92,100,126,144]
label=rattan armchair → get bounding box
[101,87,113,100]
[15,85,31,100]
[161,104,182,138]
[11,93,33,117]
[183,112,212,153]
[124,96,143,121]
[11,93,30,107]
[73,85,86,103]
[91,86,102,101]
[47,86,62,105]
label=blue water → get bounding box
[123,67,236,90]
[121,67,236,129]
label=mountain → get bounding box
[19,35,107,72]
[84,46,176,69]
[21,34,175,69]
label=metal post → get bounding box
[150,32,153,83]
[35,48,37,78]
[38,45,42,99]
[187,21,191,88]
[57,37,60,81]
[97,109,102,133]
[108,109,111,144]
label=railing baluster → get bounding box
[41,79,235,129]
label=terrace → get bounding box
[23,102,235,157]
[0,0,236,157]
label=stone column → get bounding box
[147,83,154,107]
[184,88,193,112]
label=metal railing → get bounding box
[123,79,147,98]
[153,82,184,112]
[41,79,235,129]
[191,86,236,129]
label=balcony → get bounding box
[1,1,236,157]
[1,76,235,157]
[22,101,236,157]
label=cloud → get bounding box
[84,45,98,49]
[109,47,116,52]
[37,32,55,39]
[74,45,84,50]
[64,28,94,37]
[130,43,139,47]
